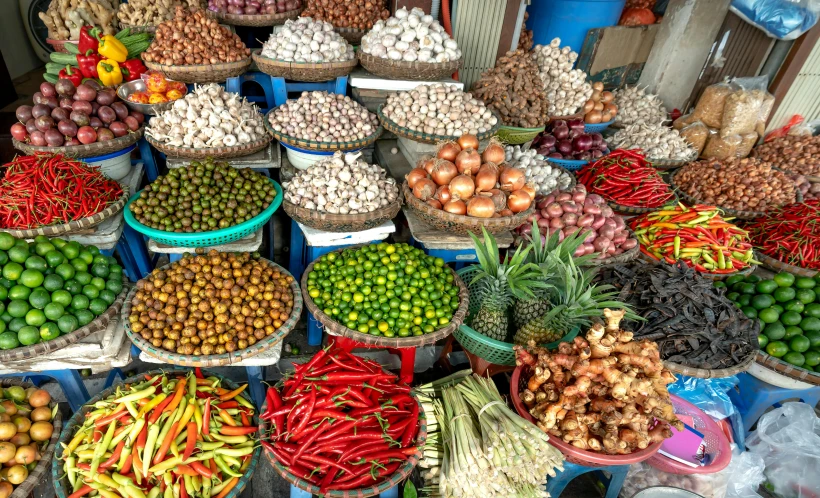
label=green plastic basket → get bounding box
[454,265,580,366]
[123,178,282,247]
[495,125,546,145]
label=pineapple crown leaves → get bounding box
[525,220,597,273]
[468,227,547,301]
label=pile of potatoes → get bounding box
[0,386,54,498]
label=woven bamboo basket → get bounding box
[46,38,77,54]
[301,245,469,348]
[143,58,252,84]
[378,105,501,145]
[648,155,695,170]
[212,7,302,26]
[496,125,545,145]
[145,134,270,159]
[13,127,144,159]
[637,249,756,281]
[587,242,641,267]
[4,378,62,498]
[253,51,357,82]
[755,350,820,386]
[607,194,678,216]
[284,197,401,233]
[402,183,533,235]
[262,391,427,497]
[264,108,383,151]
[755,251,819,278]
[53,369,260,498]
[335,27,367,44]
[0,282,128,363]
[118,23,157,34]
[123,258,300,367]
[359,52,461,81]
[2,185,129,238]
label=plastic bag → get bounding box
[702,131,742,159]
[694,83,734,128]
[730,0,820,40]
[673,113,698,130]
[745,402,820,498]
[737,131,759,157]
[721,89,764,138]
[725,452,766,498]
[788,119,820,136]
[622,461,730,498]
[765,114,804,141]
[680,122,710,155]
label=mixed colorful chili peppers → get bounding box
[630,204,758,274]
[0,153,124,230]
[576,149,675,208]
[748,200,820,270]
[261,346,420,494]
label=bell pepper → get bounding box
[121,59,147,82]
[77,50,101,79]
[97,34,128,63]
[97,59,123,86]
[58,65,83,87]
[78,26,99,55]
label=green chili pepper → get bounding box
[115,386,157,404]
[91,420,118,478]
[213,455,242,478]
[143,424,161,477]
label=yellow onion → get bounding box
[406,168,429,189]
[437,141,461,162]
[481,139,505,164]
[500,167,526,192]
[457,134,479,151]
[520,182,536,201]
[413,178,437,201]
[455,149,481,175]
[427,199,442,210]
[487,188,506,212]
[448,174,475,201]
[435,185,451,204]
[443,199,467,215]
[422,157,437,174]
[431,160,458,186]
[499,208,513,216]
[475,162,499,193]
[466,196,496,218]
[507,189,532,213]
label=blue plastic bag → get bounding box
[731,0,820,40]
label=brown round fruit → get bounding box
[0,401,16,416]
[11,417,30,434]
[0,443,14,464]
[8,433,29,447]
[0,423,15,441]
[13,445,35,465]
[26,389,50,408]
[0,481,12,498]
[28,421,52,442]
[6,464,27,485]
[0,415,9,423]
[29,407,51,423]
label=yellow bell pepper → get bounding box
[97,59,123,86]
[97,34,128,62]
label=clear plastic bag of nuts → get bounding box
[673,112,698,130]
[736,131,759,158]
[693,83,734,129]
[720,89,764,138]
[680,121,709,156]
[702,130,741,160]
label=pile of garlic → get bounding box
[505,145,574,195]
[260,17,354,62]
[532,38,593,116]
[145,84,265,148]
[382,83,496,136]
[613,86,668,126]
[608,123,696,160]
[360,7,461,63]
[283,151,399,214]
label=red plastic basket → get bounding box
[645,396,732,475]
[510,365,664,467]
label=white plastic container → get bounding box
[282,143,361,170]
[631,487,705,498]
[747,361,815,389]
[85,145,135,180]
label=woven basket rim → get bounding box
[118,23,158,32]
[1,183,129,238]
[755,350,820,386]
[123,178,282,246]
[13,127,144,159]
[143,58,252,83]
[755,250,819,277]
[253,50,358,69]
[264,108,383,151]
[300,244,469,347]
[143,57,253,72]
[607,193,678,216]
[283,195,401,227]
[52,369,260,498]
[122,258,300,366]
[0,282,128,363]
[377,104,501,145]
[647,150,698,168]
[587,241,641,267]
[662,348,756,379]
[497,124,547,133]
[211,6,302,24]
[144,133,270,159]
[358,51,462,71]
[545,157,589,168]
[5,378,62,498]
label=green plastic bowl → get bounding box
[496,125,546,145]
[123,178,282,247]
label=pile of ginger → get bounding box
[515,308,683,455]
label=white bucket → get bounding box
[85,145,135,181]
[747,361,815,389]
[282,143,361,170]
[631,487,705,498]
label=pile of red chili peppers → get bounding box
[0,153,123,229]
[748,200,820,270]
[576,150,675,208]
[261,346,420,494]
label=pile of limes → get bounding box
[0,233,124,350]
[305,243,460,338]
[716,272,820,370]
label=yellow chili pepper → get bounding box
[97,59,123,86]
[98,34,128,62]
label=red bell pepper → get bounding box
[77,50,101,79]
[58,66,83,87]
[78,26,99,55]
[121,59,147,82]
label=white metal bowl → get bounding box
[116,79,187,116]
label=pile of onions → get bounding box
[407,135,533,218]
[532,119,609,161]
[514,185,637,259]
[583,81,617,124]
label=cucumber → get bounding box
[43,73,58,84]
[50,52,78,65]
[45,62,66,75]
[64,43,80,54]
[115,28,131,40]
[126,42,151,60]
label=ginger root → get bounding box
[515,309,682,455]
[39,0,118,40]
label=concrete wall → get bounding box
[1,1,42,80]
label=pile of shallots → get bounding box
[406,134,533,218]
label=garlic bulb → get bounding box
[613,86,668,126]
[608,123,696,160]
[261,17,354,62]
[382,83,497,136]
[532,38,593,116]
[268,91,379,142]
[505,145,574,195]
[361,7,461,62]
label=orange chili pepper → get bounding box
[214,477,239,498]
[218,385,247,402]
[152,421,179,465]
[218,409,237,427]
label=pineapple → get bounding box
[514,257,631,344]
[468,227,544,341]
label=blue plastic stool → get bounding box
[728,372,820,434]
[409,236,476,270]
[138,137,160,182]
[226,73,277,112]
[289,484,398,498]
[0,370,90,412]
[271,76,348,107]
[547,462,628,498]
[121,223,153,280]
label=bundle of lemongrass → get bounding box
[415,371,564,497]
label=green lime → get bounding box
[77,250,93,266]
[741,306,758,319]
[90,264,109,279]
[0,287,7,301]
[42,274,64,292]
[806,350,820,367]
[726,274,746,287]
[2,262,23,281]
[8,285,31,301]
[774,287,797,303]
[74,309,94,326]
[70,258,87,273]
[7,300,29,318]
[64,279,82,295]
[7,246,29,264]
[806,303,820,318]
[758,334,769,349]
[74,272,91,286]
[0,313,11,325]
[766,341,790,357]
[33,241,54,256]
[781,310,803,326]
[55,263,75,280]
[28,288,50,310]
[70,294,89,311]
[109,264,122,275]
[714,281,726,289]
[801,316,820,332]
[51,238,67,249]
[24,308,45,327]
[39,322,60,341]
[764,322,786,340]
[774,272,796,287]
[81,285,99,300]
[57,314,78,334]
[0,331,19,350]
[790,335,811,353]
[88,298,107,316]
[739,283,757,295]
[796,289,817,304]
[24,255,47,272]
[746,275,762,283]
[19,269,44,288]
[7,317,25,332]
[759,307,781,324]
[738,295,752,307]
[728,291,740,303]
[784,351,806,366]
[44,250,65,268]
[807,330,820,348]
[0,278,12,289]
[751,294,775,310]
[43,302,64,321]
[60,242,80,260]
[784,326,804,340]
[98,289,116,306]
[51,290,72,307]
[105,280,123,294]
[90,277,105,291]
[16,326,39,346]
[0,251,8,266]
[796,277,817,289]
[0,233,15,251]
[755,280,778,294]
[772,304,785,314]
[784,300,805,313]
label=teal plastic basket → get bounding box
[124,178,282,247]
[454,265,580,366]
